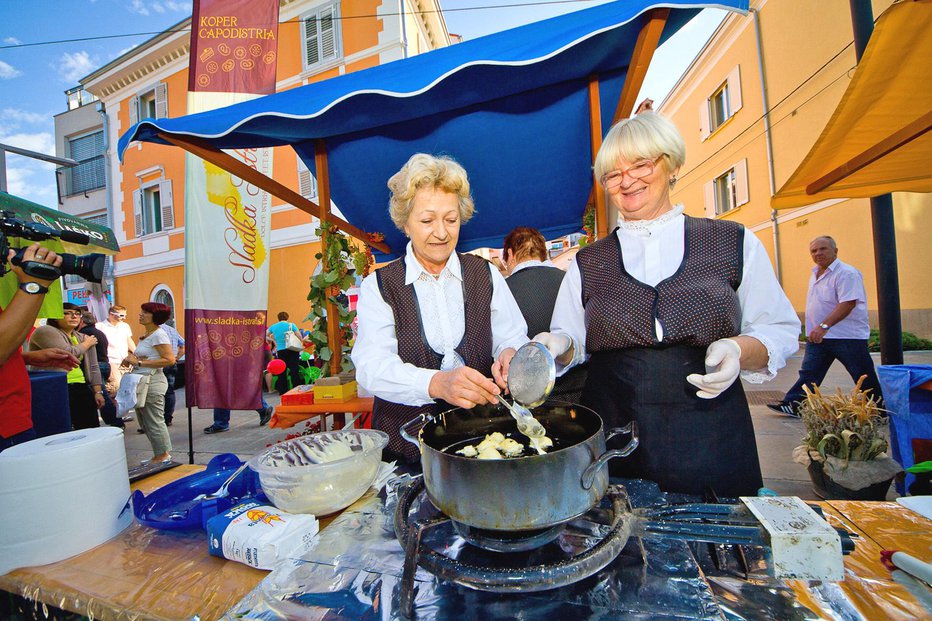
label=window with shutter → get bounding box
[304,16,319,66]
[66,131,105,195]
[302,3,342,71]
[297,159,317,199]
[709,83,730,132]
[159,179,174,229]
[320,8,336,61]
[155,83,168,119]
[733,158,749,207]
[703,65,742,137]
[713,168,738,216]
[133,189,144,237]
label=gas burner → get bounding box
[451,520,567,552]
[393,477,635,615]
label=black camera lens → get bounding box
[10,249,106,283]
[61,253,106,283]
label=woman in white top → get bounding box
[121,302,176,464]
[352,153,529,462]
[534,112,800,497]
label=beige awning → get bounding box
[772,0,932,209]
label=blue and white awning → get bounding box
[120,1,747,258]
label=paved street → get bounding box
[123,348,932,500]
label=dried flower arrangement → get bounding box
[799,376,888,461]
[793,376,902,497]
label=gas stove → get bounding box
[226,476,851,620]
[391,477,848,617]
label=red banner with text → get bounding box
[188,0,280,95]
[184,309,267,409]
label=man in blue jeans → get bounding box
[768,236,883,416]
[204,400,273,434]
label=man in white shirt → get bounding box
[96,304,136,391]
[768,236,883,416]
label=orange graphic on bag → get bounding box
[246,509,283,525]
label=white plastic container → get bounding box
[248,429,388,515]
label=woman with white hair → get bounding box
[535,112,800,497]
[352,153,529,463]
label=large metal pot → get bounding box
[400,401,638,532]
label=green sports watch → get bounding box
[19,282,49,295]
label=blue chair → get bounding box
[29,371,71,438]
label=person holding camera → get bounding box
[1,244,80,452]
[28,302,105,430]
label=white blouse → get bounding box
[551,207,800,382]
[352,243,529,406]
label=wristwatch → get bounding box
[819,322,830,330]
[19,282,49,295]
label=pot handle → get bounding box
[581,421,639,490]
[400,413,431,447]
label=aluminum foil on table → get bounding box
[225,477,822,620]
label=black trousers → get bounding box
[276,349,301,394]
[97,362,121,427]
[68,383,101,430]
[163,364,178,423]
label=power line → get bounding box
[0,0,601,50]
[673,38,857,192]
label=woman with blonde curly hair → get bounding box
[352,153,529,463]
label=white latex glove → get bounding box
[532,332,572,360]
[686,338,742,399]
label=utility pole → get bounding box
[848,0,903,365]
[0,142,78,193]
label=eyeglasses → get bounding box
[63,311,82,317]
[599,156,664,190]
[111,312,126,318]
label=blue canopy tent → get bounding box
[120,0,747,260]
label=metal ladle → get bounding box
[498,342,556,439]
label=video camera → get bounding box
[0,210,106,283]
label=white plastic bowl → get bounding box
[248,429,388,515]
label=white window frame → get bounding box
[699,65,743,140]
[129,82,168,126]
[132,175,175,238]
[704,159,749,217]
[300,2,343,72]
[150,284,177,326]
[297,158,318,201]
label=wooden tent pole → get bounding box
[314,139,343,377]
[155,132,390,254]
[583,8,669,240]
[587,76,608,239]
[613,8,669,121]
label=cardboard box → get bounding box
[281,384,315,406]
[313,380,357,403]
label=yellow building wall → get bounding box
[663,0,931,337]
[266,241,324,332]
[115,265,185,335]
[109,1,436,337]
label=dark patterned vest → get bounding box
[372,253,494,462]
[506,265,566,338]
[577,215,744,352]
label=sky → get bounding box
[0,0,724,208]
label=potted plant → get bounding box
[792,376,902,500]
[304,223,378,377]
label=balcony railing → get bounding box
[58,156,106,197]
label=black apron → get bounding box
[582,345,762,498]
